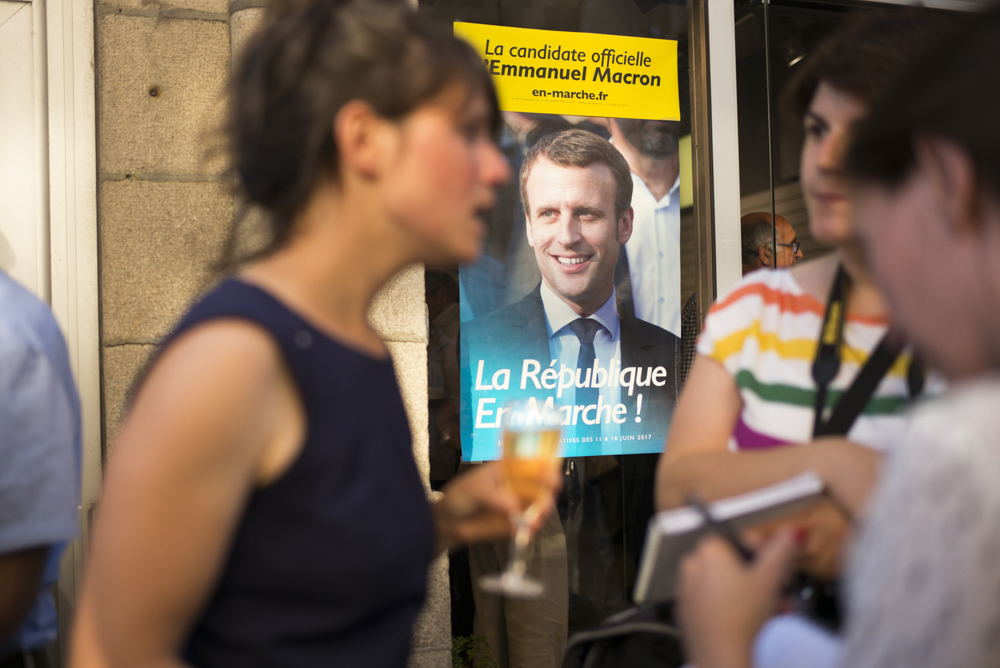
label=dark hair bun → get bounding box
[222,0,498,269]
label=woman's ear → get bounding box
[333,100,393,180]
[916,135,980,236]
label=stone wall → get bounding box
[96,0,450,664]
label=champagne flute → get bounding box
[479,399,562,598]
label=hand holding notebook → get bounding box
[634,471,825,602]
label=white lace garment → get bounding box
[841,375,1000,668]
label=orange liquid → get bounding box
[502,428,560,509]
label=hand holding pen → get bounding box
[685,493,757,563]
[677,525,803,668]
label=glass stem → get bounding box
[508,513,532,578]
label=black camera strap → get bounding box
[801,265,926,633]
[811,265,916,438]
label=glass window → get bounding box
[735,0,845,274]
[422,0,709,663]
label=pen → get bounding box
[685,493,756,563]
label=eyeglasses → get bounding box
[776,241,801,254]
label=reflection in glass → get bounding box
[479,400,563,598]
[423,0,696,665]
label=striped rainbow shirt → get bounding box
[696,269,914,452]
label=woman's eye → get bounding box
[459,122,481,142]
[805,122,825,139]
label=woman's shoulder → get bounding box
[142,280,295,415]
[150,314,289,407]
[707,266,821,325]
[906,375,1000,453]
[789,253,840,305]
[861,377,1000,549]
[696,269,818,364]
[843,375,1000,668]
[172,278,353,361]
[115,315,293,485]
[176,278,291,336]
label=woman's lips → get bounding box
[812,191,847,206]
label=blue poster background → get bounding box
[457,112,682,461]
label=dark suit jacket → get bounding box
[460,284,679,611]
[614,244,636,320]
[461,284,680,449]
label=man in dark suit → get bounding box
[462,128,680,460]
[463,285,678,453]
[462,130,681,645]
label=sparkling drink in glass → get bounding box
[479,399,562,598]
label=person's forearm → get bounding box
[658,439,882,517]
[72,585,196,668]
[431,493,462,553]
[657,447,816,510]
[690,644,754,668]
[0,547,48,638]
[809,438,882,519]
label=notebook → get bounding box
[633,471,826,603]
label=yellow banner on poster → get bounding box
[454,22,679,121]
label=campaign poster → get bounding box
[455,23,682,461]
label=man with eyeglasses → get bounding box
[740,212,803,274]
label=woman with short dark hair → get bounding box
[657,11,949,581]
[679,8,1000,667]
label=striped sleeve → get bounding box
[694,270,922,451]
[696,272,775,367]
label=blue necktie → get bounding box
[569,318,602,441]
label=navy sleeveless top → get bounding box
[172,279,434,667]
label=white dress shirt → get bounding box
[539,282,622,445]
[625,173,682,336]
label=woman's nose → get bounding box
[481,141,511,186]
[819,128,849,172]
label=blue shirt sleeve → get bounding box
[0,327,79,554]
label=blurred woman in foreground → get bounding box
[69,2,552,666]
[656,13,946,580]
[679,8,1000,667]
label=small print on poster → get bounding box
[455,22,683,461]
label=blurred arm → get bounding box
[0,324,78,643]
[0,547,47,638]
[679,530,801,668]
[657,356,882,518]
[72,321,303,668]
[656,355,746,509]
